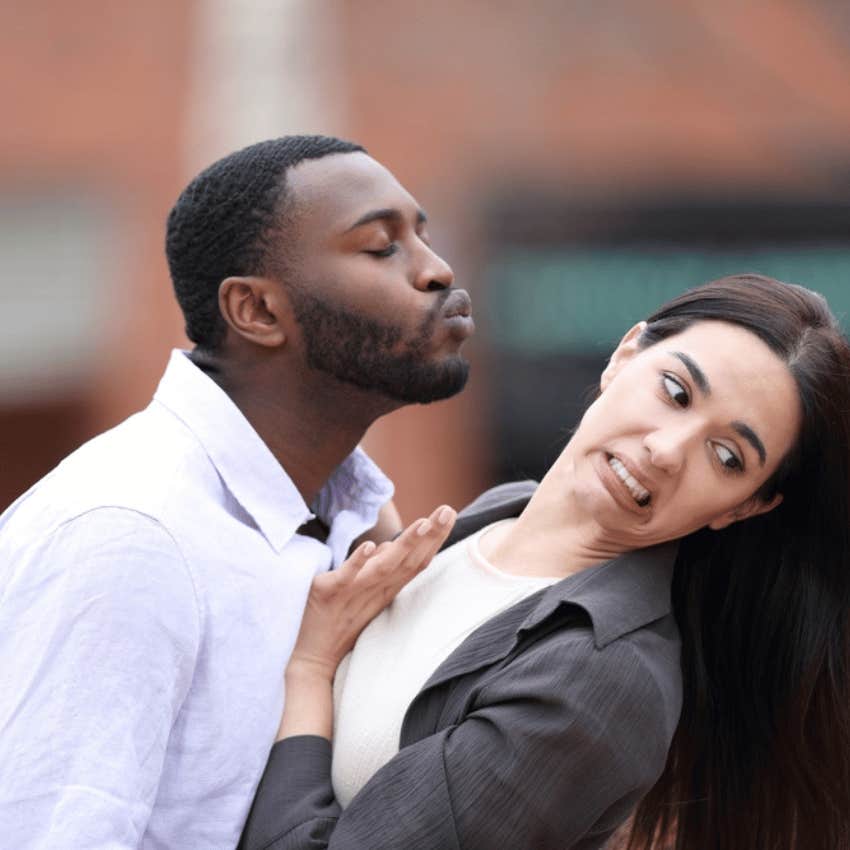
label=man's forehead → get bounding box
[287,151,416,227]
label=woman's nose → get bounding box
[643,427,691,475]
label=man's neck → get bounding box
[238,389,369,506]
[194,351,394,505]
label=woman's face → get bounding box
[546,319,801,552]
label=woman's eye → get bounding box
[662,374,689,408]
[714,443,743,472]
[367,244,397,258]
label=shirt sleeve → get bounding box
[238,631,675,850]
[0,507,201,849]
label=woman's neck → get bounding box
[478,497,627,580]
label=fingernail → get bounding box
[417,520,431,536]
[438,507,453,525]
[362,541,376,556]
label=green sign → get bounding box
[487,246,850,355]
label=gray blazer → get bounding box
[239,482,683,850]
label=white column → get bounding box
[182,0,345,173]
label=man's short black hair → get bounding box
[165,134,365,350]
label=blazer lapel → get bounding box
[399,479,677,747]
[422,478,540,688]
[418,588,542,692]
[401,483,538,741]
[399,590,541,744]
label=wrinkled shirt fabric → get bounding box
[0,349,392,849]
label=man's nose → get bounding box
[413,243,454,292]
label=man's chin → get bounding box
[309,348,470,405]
[381,356,471,405]
[409,357,470,404]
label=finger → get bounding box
[338,540,376,579]
[430,503,457,543]
[432,504,456,532]
[352,518,428,588]
[370,515,432,564]
[407,504,455,548]
[345,508,454,624]
[368,506,456,588]
[400,506,456,574]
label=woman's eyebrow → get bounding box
[731,421,767,466]
[670,351,711,396]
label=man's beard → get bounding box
[288,286,470,403]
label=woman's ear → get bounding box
[708,492,783,531]
[600,321,647,391]
[218,276,288,348]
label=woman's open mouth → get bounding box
[607,454,651,507]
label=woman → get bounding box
[239,275,850,850]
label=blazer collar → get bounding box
[522,540,677,648]
[421,482,677,693]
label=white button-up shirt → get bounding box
[0,350,393,849]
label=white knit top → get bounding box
[331,519,559,808]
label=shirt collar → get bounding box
[152,350,392,556]
[312,449,395,563]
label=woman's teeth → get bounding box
[608,456,651,507]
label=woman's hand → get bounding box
[278,504,457,740]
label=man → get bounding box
[0,135,474,848]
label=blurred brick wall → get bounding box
[4,0,850,517]
[0,0,193,507]
[337,0,850,518]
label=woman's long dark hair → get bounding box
[626,274,850,850]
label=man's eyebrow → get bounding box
[345,207,427,232]
[670,351,711,396]
[731,421,767,466]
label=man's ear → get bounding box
[218,276,288,348]
[708,492,783,531]
[600,321,647,391]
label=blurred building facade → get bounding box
[3,0,850,517]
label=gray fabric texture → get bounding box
[238,481,682,850]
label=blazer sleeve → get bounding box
[238,630,677,850]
